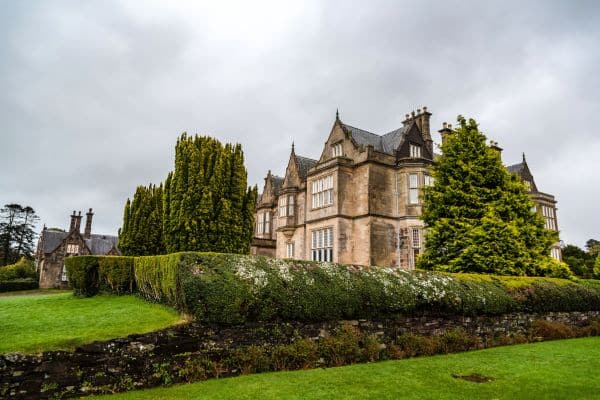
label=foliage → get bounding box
[119,184,166,256]
[125,252,600,324]
[0,204,39,266]
[0,278,38,292]
[0,293,181,353]
[119,134,257,256]
[418,116,559,276]
[0,257,36,281]
[562,243,597,278]
[98,256,135,295]
[66,256,135,296]
[65,256,100,297]
[529,320,576,341]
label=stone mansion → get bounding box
[251,107,561,269]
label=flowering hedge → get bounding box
[129,252,600,324]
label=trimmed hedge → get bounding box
[68,252,600,323]
[132,253,600,324]
[65,256,134,297]
[0,278,38,292]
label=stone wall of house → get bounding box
[2,311,598,399]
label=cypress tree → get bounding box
[418,116,567,277]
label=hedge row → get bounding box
[64,256,134,296]
[0,278,38,292]
[66,252,600,324]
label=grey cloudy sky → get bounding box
[1,0,599,248]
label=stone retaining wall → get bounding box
[1,311,598,399]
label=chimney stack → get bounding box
[84,208,94,239]
[439,122,453,146]
[74,211,82,233]
[489,140,503,160]
[69,211,77,232]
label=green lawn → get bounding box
[0,293,182,353]
[97,337,600,400]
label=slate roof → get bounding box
[341,123,409,155]
[39,229,119,255]
[295,155,318,178]
[272,176,285,195]
[507,162,525,175]
[40,230,68,254]
[85,234,119,255]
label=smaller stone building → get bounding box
[36,209,120,289]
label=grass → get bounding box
[0,293,182,353]
[96,337,600,400]
[0,288,70,297]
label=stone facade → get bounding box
[251,107,561,267]
[35,209,120,289]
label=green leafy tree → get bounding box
[418,116,563,277]
[562,244,595,278]
[594,254,600,278]
[0,204,39,266]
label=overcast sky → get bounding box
[1,0,599,248]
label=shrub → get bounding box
[437,328,479,353]
[529,320,576,341]
[0,278,38,292]
[320,325,363,367]
[65,256,100,297]
[228,345,270,374]
[0,257,37,281]
[98,256,135,294]
[271,339,319,371]
[394,333,438,357]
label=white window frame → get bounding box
[66,243,79,255]
[279,196,287,217]
[311,227,334,262]
[312,175,333,209]
[286,242,295,258]
[411,228,421,249]
[424,175,434,187]
[551,247,561,260]
[287,195,295,216]
[264,212,270,234]
[332,142,343,157]
[408,174,419,205]
[409,144,421,158]
[61,265,68,282]
[542,205,556,230]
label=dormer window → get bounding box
[332,142,343,158]
[409,144,421,158]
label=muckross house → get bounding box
[251,107,561,268]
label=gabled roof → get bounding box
[39,229,119,255]
[40,230,68,253]
[295,155,318,178]
[507,154,538,192]
[341,123,409,155]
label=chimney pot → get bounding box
[411,110,415,117]
[84,208,94,239]
[423,106,427,112]
[417,108,421,114]
[405,114,409,119]
[443,122,447,128]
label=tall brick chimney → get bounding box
[69,211,77,232]
[439,122,453,146]
[84,208,94,239]
[74,211,82,233]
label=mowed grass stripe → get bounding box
[97,337,600,400]
[0,293,181,353]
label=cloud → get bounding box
[1,0,599,247]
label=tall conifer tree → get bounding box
[418,116,566,277]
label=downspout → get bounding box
[395,172,401,268]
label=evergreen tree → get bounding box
[119,184,165,256]
[0,204,39,265]
[418,116,565,276]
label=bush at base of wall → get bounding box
[65,256,134,297]
[66,252,600,322]
[0,258,38,293]
[0,278,38,292]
